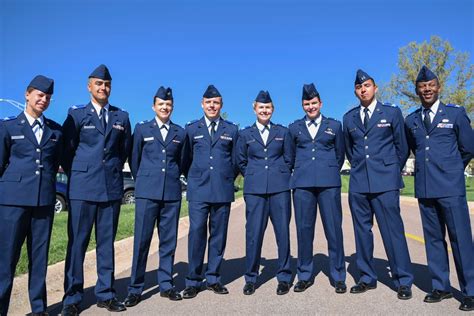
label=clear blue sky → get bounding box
[1,0,472,127]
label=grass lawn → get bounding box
[341,175,474,201]
[15,176,245,276]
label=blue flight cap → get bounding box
[27,75,54,94]
[302,83,319,100]
[354,69,374,85]
[255,90,272,103]
[416,65,438,83]
[89,64,112,80]
[203,85,221,98]
[155,86,173,101]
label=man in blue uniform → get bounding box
[236,91,294,295]
[343,70,413,299]
[0,75,62,316]
[123,86,185,307]
[181,85,239,299]
[289,83,346,294]
[61,65,132,315]
[405,66,474,312]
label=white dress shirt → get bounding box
[305,115,322,139]
[24,111,44,143]
[155,117,170,140]
[360,98,378,122]
[421,99,440,123]
[256,121,271,144]
[91,101,110,124]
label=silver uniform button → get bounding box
[36,148,41,153]
[162,168,165,172]
[210,166,214,170]
[312,157,315,160]
[35,170,40,175]
[366,155,370,159]
[35,159,40,164]
[264,166,268,169]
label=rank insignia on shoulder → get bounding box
[1,116,16,121]
[71,104,86,110]
[446,104,461,108]
[138,120,148,125]
[186,119,199,126]
[382,103,397,107]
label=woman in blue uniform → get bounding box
[0,75,62,315]
[236,90,294,296]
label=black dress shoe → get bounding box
[243,282,256,295]
[459,296,474,311]
[183,286,199,299]
[61,304,79,316]
[293,280,313,293]
[276,282,290,295]
[350,282,377,294]
[423,289,453,303]
[97,298,126,312]
[397,286,412,300]
[124,293,141,307]
[335,281,347,294]
[32,312,49,316]
[160,289,183,301]
[207,283,229,294]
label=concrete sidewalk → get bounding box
[10,195,474,315]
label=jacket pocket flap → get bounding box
[1,173,21,182]
[71,162,88,172]
[383,156,399,166]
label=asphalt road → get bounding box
[19,195,474,315]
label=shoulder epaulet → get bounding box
[224,119,237,126]
[138,120,149,125]
[446,103,461,108]
[70,104,86,110]
[382,102,398,108]
[1,115,16,122]
[186,119,199,126]
[346,105,360,114]
[326,117,337,121]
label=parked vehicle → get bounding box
[55,171,68,213]
[122,171,135,205]
[340,169,350,175]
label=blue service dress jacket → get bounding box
[236,123,294,194]
[130,119,186,201]
[289,116,345,188]
[61,102,132,202]
[405,103,474,198]
[343,102,409,193]
[181,117,239,203]
[0,113,63,206]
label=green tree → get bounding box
[380,36,473,118]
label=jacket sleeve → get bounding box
[455,107,474,167]
[393,107,409,171]
[335,122,346,170]
[283,128,295,171]
[342,116,353,164]
[181,127,193,178]
[61,111,80,175]
[235,130,248,176]
[404,119,416,156]
[121,116,133,166]
[0,121,11,177]
[231,126,240,178]
[130,124,142,179]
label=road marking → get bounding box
[405,232,452,252]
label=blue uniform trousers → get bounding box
[63,200,121,305]
[0,205,53,314]
[349,190,413,287]
[293,187,346,283]
[244,191,291,284]
[128,198,181,294]
[185,201,230,287]
[418,196,474,296]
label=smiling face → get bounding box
[416,78,441,108]
[25,88,51,118]
[201,97,222,120]
[354,79,377,107]
[153,97,173,123]
[88,78,111,106]
[302,96,322,120]
[253,102,273,125]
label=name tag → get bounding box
[112,124,125,131]
[377,123,391,128]
[83,125,95,129]
[144,137,154,142]
[194,135,204,139]
[349,128,357,133]
[246,139,256,144]
[220,135,232,141]
[50,138,58,142]
[11,135,25,140]
[437,123,453,129]
[172,139,181,143]
[275,137,284,141]
[324,130,335,135]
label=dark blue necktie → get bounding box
[100,108,107,130]
[363,108,370,129]
[210,121,216,141]
[423,108,431,131]
[308,120,316,127]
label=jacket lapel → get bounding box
[352,109,365,133]
[86,103,105,135]
[211,119,226,147]
[18,113,39,145]
[250,124,265,147]
[298,118,313,140]
[105,106,119,138]
[365,102,383,133]
[39,118,53,147]
[198,117,211,144]
[265,122,278,146]
[150,119,165,145]
[164,122,178,147]
[315,116,328,139]
[428,103,446,134]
